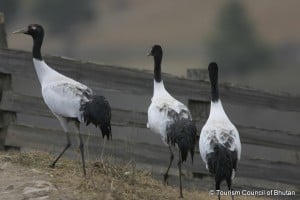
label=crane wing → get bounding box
[42,81,92,119]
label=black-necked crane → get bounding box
[13,24,111,176]
[199,62,241,200]
[147,45,197,198]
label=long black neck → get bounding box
[32,36,43,60]
[154,55,162,82]
[209,69,219,102]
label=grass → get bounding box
[1,150,270,200]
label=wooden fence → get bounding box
[0,49,299,196]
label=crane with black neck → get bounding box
[147,44,197,198]
[13,24,112,176]
[199,62,241,200]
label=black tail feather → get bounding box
[80,95,112,139]
[167,119,197,162]
[206,143,237,190]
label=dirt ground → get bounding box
[0,150,270,200]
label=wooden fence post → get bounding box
[0,73,15,150]
[0,12,8,49]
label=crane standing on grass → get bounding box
[13,24,112,176]
[147,45,197,198]
[199,62,241,200]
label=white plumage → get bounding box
[147,81,191,142]
[199,100,241,169]
[34,59,91,121]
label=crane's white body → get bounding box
[147,81,191,143]
[33,58,91,122]
[199,100,241,168]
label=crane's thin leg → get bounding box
[100,137,107,161]
[178,150,183,198]
[164,145,174,185]
[216,179,221,200]
[75,120,86,176]
[50,116,71,168]
[227,177,234,200]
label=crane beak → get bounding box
[12,28,28,34]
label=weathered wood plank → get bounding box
[0,90,50,117]
[4,124,166,160]
[237,125,300,151]
[1,49,300,112]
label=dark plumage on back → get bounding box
[81,95,112,139]
[206,144,238,191]
[167,118,197,162]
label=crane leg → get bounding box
[75,120,86,176]
[227,177,234,200]
[178,150,183,198]
[163,145,174,185]
[100,137,107,161]
[216,180,221,200]
[50,116,71,168]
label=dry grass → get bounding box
[1,150,269,200]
